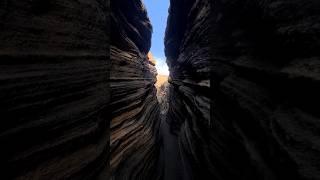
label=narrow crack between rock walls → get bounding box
[143,1,193,179]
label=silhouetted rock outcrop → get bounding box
[165,0,320,179]
[0,0,110,179]
[110,0,161,179]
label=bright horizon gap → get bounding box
[143,0,170,76]
[155,56,169,76]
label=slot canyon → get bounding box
[0,0,320,180]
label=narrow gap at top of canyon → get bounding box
[143,1,190,179]
[1,0,319,179]
[110,0,320,179]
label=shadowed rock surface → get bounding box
[165,0,320,179]
[0,0,110,179]
[165,1,211,179]
[110,0,161,179]
[1,0,319,179]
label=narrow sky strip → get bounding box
[143,0,170,75]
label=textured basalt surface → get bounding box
[110,0,161,179]
[165,0,320,179]
[0,0,110,179]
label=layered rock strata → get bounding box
[110,0,161,179]
[165,0,320,179]
[0,0,110,179]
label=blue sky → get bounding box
[143,0,170,75]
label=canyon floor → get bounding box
[156,75,192,180]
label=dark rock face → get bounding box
[165,1,212,179]
[110,0,161,179]
[1,0,319,179]
[165,0,320,179]
[0,0,110,179]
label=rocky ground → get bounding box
[157,81,169,113]
[157,79,193,180]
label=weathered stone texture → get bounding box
[0,0,110,179]
[165,0,320,179]
[110,0,161,179]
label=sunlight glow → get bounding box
[142,0,170,76]
[155,56,169,75]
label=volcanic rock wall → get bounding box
[0,0,110,179]
[110,0,160,179]
[165,0,320,179]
